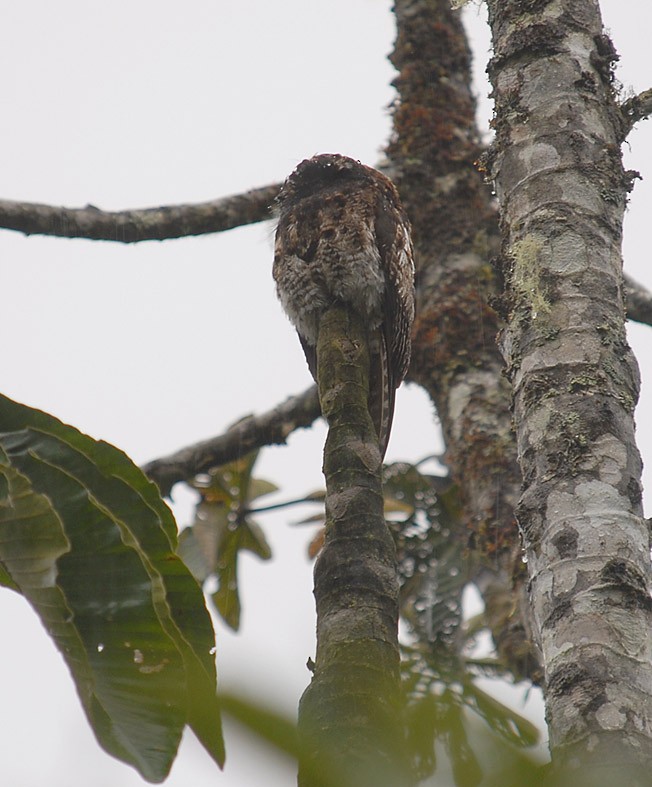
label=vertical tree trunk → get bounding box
[297,306,406,787]
[387,0,539,679]
[485,0,652,778]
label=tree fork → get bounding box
[297,305,406,787]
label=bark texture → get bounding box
[387,0,540,680]
[485,0,652,776]
[142,386,320,496]
[297,306,405,787]
[0,184,279,243]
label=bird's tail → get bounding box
[368,330,395,461]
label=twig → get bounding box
[142,386,320,496]
[245,494,324,516]
[0,183,281,243]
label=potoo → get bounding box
[273,154,415,458]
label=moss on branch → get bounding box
[297,306,406,787]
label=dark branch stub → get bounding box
[620,87,652,138]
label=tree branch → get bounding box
[298,306,405,787]
[0,183,281,243]
[389,0,540,681]
[625,273,652,327]
[620,87,652,138]
[142,386,320,496]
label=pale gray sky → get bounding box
[1,2,650,785]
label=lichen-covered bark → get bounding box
[387,0,540,680]
[297,306,406,787]
[485,0,652,775]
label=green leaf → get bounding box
[0,394,224,781]
[405,693,438,780]
[183,451,273,631]
[387,463,467,646]
[211,582,241,631]
[219,692,299,758]
[239,519,272,560]
[462,682,539,747]
[177,526,212,582]
[304,489,326,502]
[383,461,433,515]
[401,644,540,786]
[248,477,279,502]
[0,560,19,590]
[210,517,270,630]
[443,697,482,787]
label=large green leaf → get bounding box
[0,394,224,782]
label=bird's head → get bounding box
[277,154,374,206]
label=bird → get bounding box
[273,153,415,458]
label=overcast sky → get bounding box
[2,2,650,785]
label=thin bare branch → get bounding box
[625,273,652,327]
[142,386,320,496]
[0,183,281,243]
[620,88,652,138]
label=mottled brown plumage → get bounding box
[273,154,415,458]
